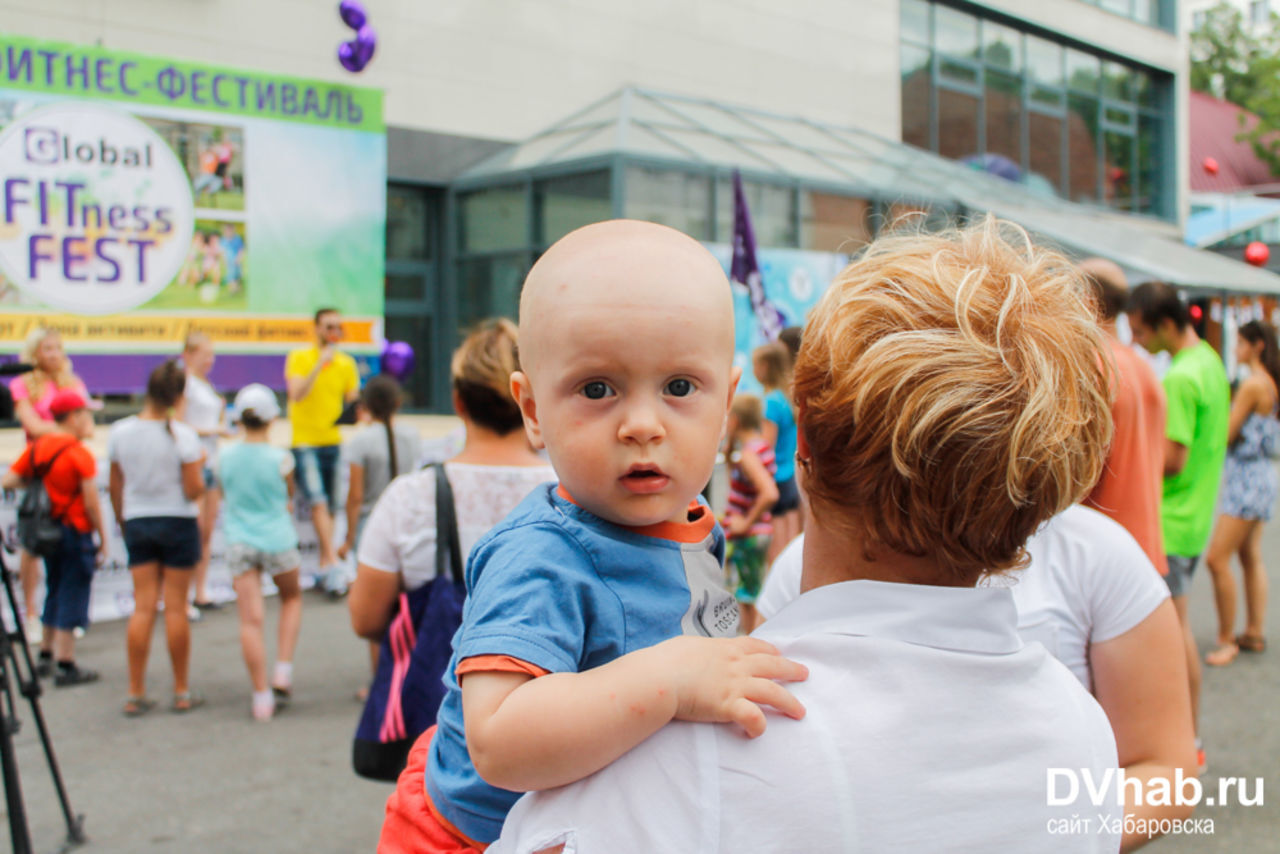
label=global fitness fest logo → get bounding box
[0,103,195,313]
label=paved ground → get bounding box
[1161,534,1280,853]
[10,590,391,853]
[1,517,1276,853]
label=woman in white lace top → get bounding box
[348,319,554,640]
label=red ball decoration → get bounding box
[1202,156,1220,176]
[1245,241,1270,267]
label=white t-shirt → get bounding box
[182,373,224,461]
[758,505,1170,689]
[492,581,1120,854]
[356,462,556,590]
[107,416,205,519]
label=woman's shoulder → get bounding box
[221,439,274,456]
[443,461,556,485]
[170,419,201,441]
[108,415,140,434]
[394,421,422,441]
[343,423,378,444]
[1238,374,1276,410]
[764,389,793,415]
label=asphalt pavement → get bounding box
[3,522,1278,853]
[8,589,391,853]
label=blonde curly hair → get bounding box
[792,216,1113,583]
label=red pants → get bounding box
[378,726,484,853]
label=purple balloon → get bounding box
[355,24,377,65]
[381,341,415,382]
[337,40,364,73]
[339,0,367,30]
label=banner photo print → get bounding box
[0,34,385,355]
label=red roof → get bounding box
[1189,90,1278,192]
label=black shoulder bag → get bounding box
[352,463,467,781]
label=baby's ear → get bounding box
[509,371,546,450]
[727,364,743,406]
[720,364,743,440]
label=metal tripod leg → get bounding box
[0,646,34,854]
[0,558,86,851]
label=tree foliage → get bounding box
[1190,1,1280,176]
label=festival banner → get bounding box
[0,34,385,370]
[707,243,850,398]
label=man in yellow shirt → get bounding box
[285,308,360,596]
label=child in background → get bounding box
[722,394,779,632]
[2,390,108,686]
[108,361,207,716]
[221,224,245,294]
[380,220,808,853]
[753,340,801,562]
[218,384,303,722]
[193,147,221,198]
[338,375,422,562]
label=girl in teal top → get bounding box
[218,383,303,721]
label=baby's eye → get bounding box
[581,381,615,400]
[665,378,694,397]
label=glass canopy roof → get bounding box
[458,88,1280,294]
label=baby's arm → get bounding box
[462,635,807,793]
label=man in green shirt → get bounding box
[1127,281,1229,765]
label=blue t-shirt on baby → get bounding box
[218,441,298,553]
[425,483,740,844]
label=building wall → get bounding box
[1,0,903,142]
[3,1,1187,214]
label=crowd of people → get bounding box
[2,215,1278,850]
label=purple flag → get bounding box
[730,170,787,342]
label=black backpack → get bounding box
[17,439,71,558]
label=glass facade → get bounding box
[899,0,1173,218]
[534,171,611,246]
[456,253,531,331]
[624,166,712,238]
[459,185,528,253]
[714,178,798,247]
[385,183,444,409]
[447,163,880,409]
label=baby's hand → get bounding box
[656,635,807,738]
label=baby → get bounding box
[379,220,807,852]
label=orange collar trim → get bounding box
[555,484,715,544]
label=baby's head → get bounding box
[511,220,739,528]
